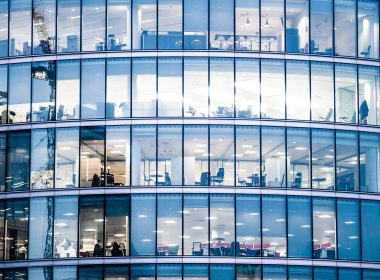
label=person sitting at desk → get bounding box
[111,242,123,257]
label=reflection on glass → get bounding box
[286,0,309,53]
[334,0,356,57]
[0,201,3,259]
[32,0,56,54]
[158,0,182,50]
[28,267,52,280]
[313,197,336,259]
[358,0,379,59]
[0,0,8,57]
[235,0,259,51]
[4,268,27,280]
[310,0,333,54]
[183,264,208,280]
[107,0,130,51]
[0,65,7,124]
[236,264,261,280]
[361,200,380,261]
[131,264,155,280]
[157,264,182,280]
[53,266,77,280]
[335,63,357,123]
[261,0,284,52]
[314,267,337,280]
[363,269,380,280]
[78,266,103,280]
[288,266,312,280]
[358,65,379,125]
[359,132,380,193]
[210,264,234,280]
[210,0,234,50]
[184,0,208,50]
[82,0,106,51]
[57,0,80,53]
[339,268,361,280]
[105,265,129,280]
[263,265,287,279]
[9,0,32,56]
[132,0,157,50]
[0,133,4,192]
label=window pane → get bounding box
[8,63,31,123]
[5,199,29,260]
[359,65,379,125]
[107,0,130,50]
[313,197,336,259]
[288,266,312,280]
[57,0,80,53]
[10,0,32,56]
[54,196,78,258]
[236,264,261,280]
[29,267,52,280]
[105,195,130,256]
[334,0,356,56]
[158,125,182,186]
[0,65,7,124]
[184,57,208,117]
[262,195,286,257]
[106,58,131,118]
[262,127,286,188]
[311,129,335,190]
[56,60,80,120]
[363,269,380,280]
[80,127,105,188]
[79,196,104,257]
[7,131,30,192]
[311,62,334,121]
[314,267,337,280]
[130,265,155,280]
[31,128,55,190]
[210,264,234,280]
[53,266,77,280]
[210,58,234,118]
[235,0,259,51]
[106,126,130,187]
[235,58,260,118]
[55,127,79,189]
[287,127,310,189]
[310,0,333,54]
[4,268,27,280]
[335,64,357,123]
[78,266,103,280]
[0,201,4,259]
[236,126,260,187]
[132,0,157,50]
[32,61,56,122]
[261,59,285,119]
[183,264,208,280]
[236,195,261,257]
[358,0,379,59]
[131,125,156,186]
[29,197,53,259]
[157,264,182,280]
[184,125,208,186]
[132,57,157,117]
[261,0,284,52]
[105,265,129,280]
[263,265,287,280]
[158,0,182,50]
[360,132,380,193]
[157,194,182,256]
[338,268,361,280]
[82,0,105,51]
[158,57,182,117]
[0,0,8,57]
[286,0,309,53]
[288,196,312,258]
[361,200,380,261]
[131,194,156,256]
[81,59,105,119]
[210,0,234,50]
[184,0,208,50]
[336,130,359,191]
[33,0,56,54]
[183,194,208,256]
[286,60,310,120]
[0,133,5,192]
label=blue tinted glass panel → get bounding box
[32,0,56,54]
[362,200,380,261]
[288,266,312,280]
[314,267,337,280]
[82,0,106,51]
[158,0,182,50]
[184,0,208,49]
[107,0,131,50]
[210,264,234,280]
[286,0,309,53]
[0,65,7,124]
[10,0,32,56]
[360,132,380,193]
[78,266,103,280]
[210,0,234,50]
[363,269,380,280]
[133,0,157,50]
[57,0,80,52]
[0,0,8,57]
[310,0,333,54]
[157,264,181,280]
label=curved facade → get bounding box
[1,0,380,280]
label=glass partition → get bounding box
[0,65,7,124]
[0,134,5,192]
[361,200,380,261]
[334,0,356,57]
[158,0,182,50]
[0,0,8,57]
[132,0,157,50]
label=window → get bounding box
[132,0,157,50]
[184,57,208,117]
[184,0,208,49]
[183,194,208,256]
[56,60,80,120]
[286,60,310,120]
[339,268,361,280]
[0,65,7,124]
[358,65,379,125]
[335,64,357,123]
[361,200,380,261]
[261,59,285,119]
[131,194,156,256]
[358,0,379,59]
[82,0,106,51]
[53,266,77,280]
[313,197,336,259]
[0,0,8,57]
[261,0,284,52]
[106,58,131,118]
[262,195,287,257]
[81,59,106,119]
[132,57,157,117]
[78,266,103,280]
[235,58,260,118]
[286,0,309,53]
[334,0,356,57]
[157,264,182,280]
[6,131,30,192]
[210,264,234,280]
[236,195,261,256]
[55,127,79,189]
[4,268,27,280]
[210,58,234,118]
[79,196,104,257]
[0,201,3,259]
[311,129,335,190]
[8,63,31,123]
[262,127,286,188]
[105,265,129,280]
[31,129,55,190]
[158,0,182,50]
[184,125,209,186]
[54,196,78,258]
[336,130,359,192]
[363,269,380,280]
[235,0,259,51]
[106,126,130,187]
[288,266,312,279]
[9,0,32,56]
[107,0,130,51]
[157,194,182,256]
[80,127,105,188]
[310,0,333,54]
[287,127,310,189]
[32,0,56,54]
[131,125,156,186]
[263,265,287,279]
[0,133,4,192]
[28,267,52,279]
[57,0,80,52]
[32,61,56,122]
[360,132,380,193]
[131,264,155,280]
[158,57,182,117]
[210,0,234,50]
[183,264,208,280]
[236,264,261,279]
[105,195,130,256]
[311,62,334,121]
[314,267,337,280]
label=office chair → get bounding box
[211,168,224,185]
[360,45,371,57]
[291,172,302,188]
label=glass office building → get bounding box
[0,0,380,279]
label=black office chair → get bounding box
[360,45,371,57]
[291,172,302,188]
[199,172,209,186]
[211,168,224,185]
